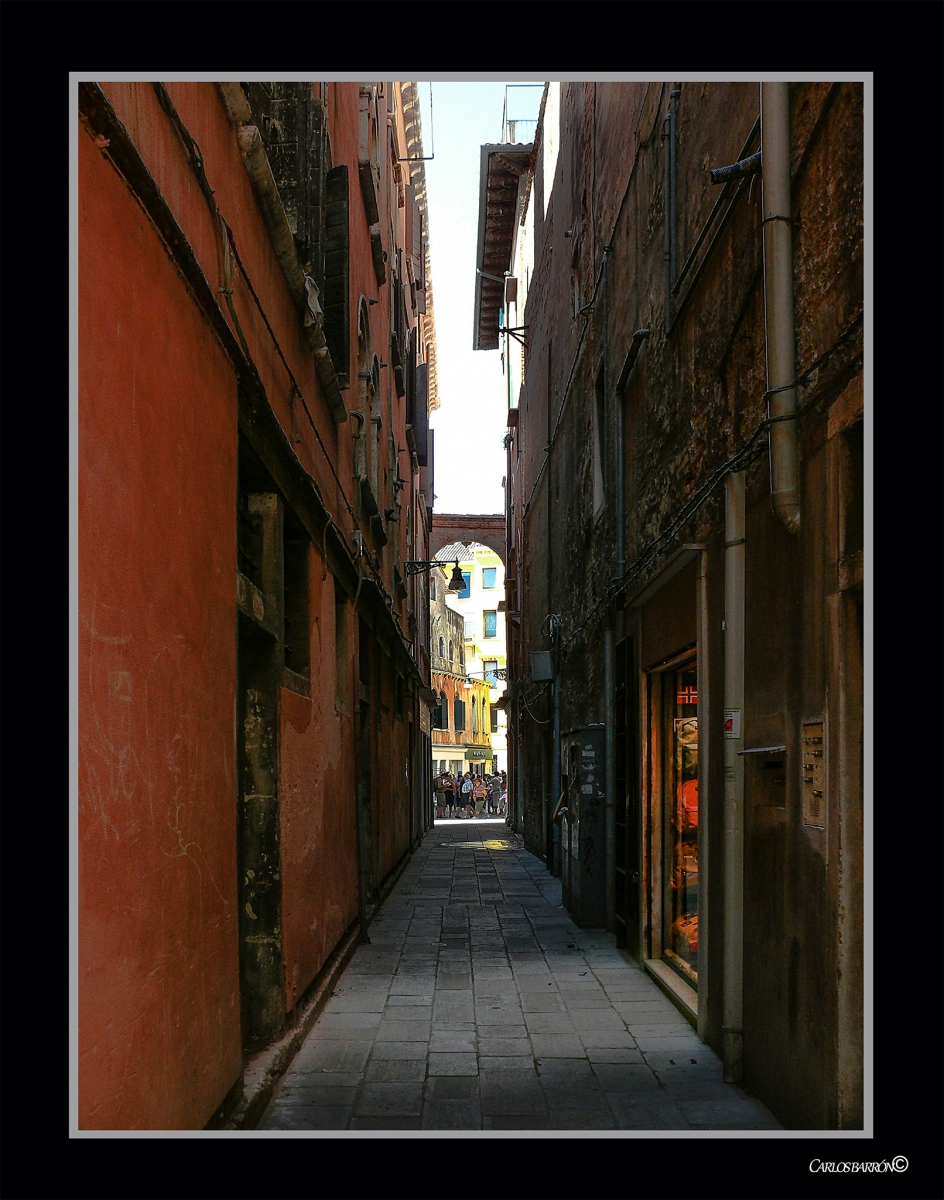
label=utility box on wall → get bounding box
[560,725,606,927]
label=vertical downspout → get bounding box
[761,83,801,533]
[547,338,558,871]
[515,716,523,836]
[551,620,561,876]
[664,88,679,332]
[604,626,615,927]
[603,246,616,931]
[723,471,746,1081]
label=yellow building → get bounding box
[435,542,508,772]
[429,564,494,776]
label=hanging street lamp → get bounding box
[405,559,466,593]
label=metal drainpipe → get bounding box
[504,327,511,413]
[664,88,680,332]
[551,620,562,877]
[722,471,746,1082]
[603,246,616,932]
[761,83,801,533]
[604,627,615,929]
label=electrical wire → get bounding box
[523,84,666,518]
[152,83,358,525]
[152,83,418,660]
[520,684,552,726]
[556,312,863,655]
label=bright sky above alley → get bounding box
[423,81,543,514]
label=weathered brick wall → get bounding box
[512,81,863,1128]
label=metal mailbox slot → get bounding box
[738,742,787,808]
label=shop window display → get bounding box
[663,662,698,986]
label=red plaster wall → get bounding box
[327,81,420,894]
[279,545,358,1010]
[80,80,434,1128]
[79,126,241,1129]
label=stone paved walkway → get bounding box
[260,818,781,1131]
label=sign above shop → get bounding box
[465,749,489,759]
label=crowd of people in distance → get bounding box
[434,769,506,820]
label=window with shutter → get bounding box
[405,326,416,429]
[413,362,429,465]
[241,83,350,385]
[323,165,350,381]
[414,208,426,314]
[242,83,325,278]
[358,87,380,226]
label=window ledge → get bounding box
[283,667,311,698]
[642,958,698,1026]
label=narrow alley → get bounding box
[260,819,780,1131]
[78,78,866,1138]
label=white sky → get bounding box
[422,82,544,516]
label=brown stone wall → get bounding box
[431,514,506,562]
[510,82,863,1129]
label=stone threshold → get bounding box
[642,958,698,1027]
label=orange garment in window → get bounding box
[678,779,698,831]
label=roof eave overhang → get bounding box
[473,143,532,352]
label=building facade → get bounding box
[79,80,438,1129]
[481,82,864,1129]
[429,564,494,777]
[435,541,508,772]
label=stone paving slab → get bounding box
[259,819,782,1132]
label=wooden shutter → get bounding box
[413,362,429,466]
[322,165,350,381]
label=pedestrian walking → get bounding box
[472,775,488,818]
[488,772,502,815]
[460,772,474,817]
[435,771,450,820]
